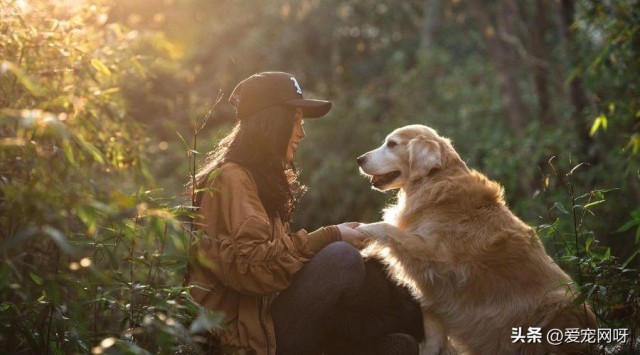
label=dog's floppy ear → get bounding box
[408,136,442,180]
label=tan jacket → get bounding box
[188,162,339,354]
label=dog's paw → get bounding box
[421,341,441,355]
[356,222,389,238]
[421,338,457,355]
[420,344,456,355]
[355,223,375,237]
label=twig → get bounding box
[188,92,223,236]
[150,222,168,284]
[129,214,139,328]
[44,243,60,354]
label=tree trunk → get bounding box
[418,0,443,55]
[558,0,592,155]
[469,0,529,139]
[468,0,537,198]
[530,0,553,126]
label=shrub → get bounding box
[0,1,217,353]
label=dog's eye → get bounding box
[386,141,398,148]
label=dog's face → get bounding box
[357,124,444,191]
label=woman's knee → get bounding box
[311,241,365,284]
[318,241,363,268]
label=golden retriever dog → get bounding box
[356,124,597,355]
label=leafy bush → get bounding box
[536,159,640,353]
[0,1,217,353]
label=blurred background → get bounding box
[108,0,639,246]
[1,0,639,353]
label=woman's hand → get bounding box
[337,222,369,249]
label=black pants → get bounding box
[272,241,424,355]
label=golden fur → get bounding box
[356,125,596,355]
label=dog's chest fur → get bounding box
[380,192,465,301]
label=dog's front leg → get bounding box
[357,222,408,244]
[357,222,415,258]
[358,222,440,260]
[422,307,456,355]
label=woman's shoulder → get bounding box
[219,161,249,176]
[211,161,255,188]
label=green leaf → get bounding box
[101,87,120,95]
[62,140,77,167]
[189,308,223,334]
[0,226,38,251]
[622,250,639,268]
[583,200,605,209]
[76,207,97,234]
[130,57,147,79]
[0,137,27,147]
[627,134,640,155]
[589,114,608,137]
[552,202,569,215]
[29,272,43,286]
[585,237,593,252]
[0,267,10,292]
[43,225,74,255]
[598,285,607,298]
[102,245,119,270]
[91,58,112,76]
[616,219,640,233]
[175,130,189,151]
[0,60,45,96]
[74,135,106,164]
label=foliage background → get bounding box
[1,0,639,353]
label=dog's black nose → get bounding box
[357,155,366,166]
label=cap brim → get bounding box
[284,99,332,118]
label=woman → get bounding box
[187,72,423,354]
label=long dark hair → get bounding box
[190,104,306,222]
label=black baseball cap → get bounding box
[229,72,332,120]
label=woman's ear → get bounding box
[408,136,442,180]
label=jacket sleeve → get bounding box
[196,165,338,296]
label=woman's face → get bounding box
[286,108,305,162]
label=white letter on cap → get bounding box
[291,77,302,95]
